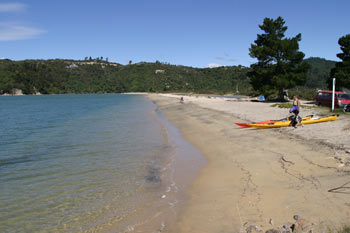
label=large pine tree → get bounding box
[329,34,350,90]
[248,17,309,99]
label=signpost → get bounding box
[331,78,336,112]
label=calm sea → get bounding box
[0,94,205,233]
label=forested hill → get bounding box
[0,57,336,95]
[0,59,250,95]
[304,57,336,89]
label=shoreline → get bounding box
[148,102,207,232]
[148,93,350,233]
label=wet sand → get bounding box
[148,93,350,233]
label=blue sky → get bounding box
[0,0,349,67]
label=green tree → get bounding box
[248,17,309,99]
[328,34,350,90]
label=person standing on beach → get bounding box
[288,96,302,127]
[289,96,300,114]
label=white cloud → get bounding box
[207,63,223,68]
[0,4,44,41]
[0,2,27,12]
[0,23,45,41]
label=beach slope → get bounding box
[149,94,350,233]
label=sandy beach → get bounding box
[148,93,350,233]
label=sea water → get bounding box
[0,94,205,233]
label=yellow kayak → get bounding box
[248,115,338,129]
[235,115,313,128]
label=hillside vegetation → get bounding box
[0,57,336,97]
[304,57,336,89]
[0,59,251,95]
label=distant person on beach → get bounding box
[180,97,184,103]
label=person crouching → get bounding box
[289,109,302,128]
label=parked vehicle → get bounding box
[316,90,350,108]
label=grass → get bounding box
[271,103,315,109]
[271,103,350,119]
[326,107,350,118]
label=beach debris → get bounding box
[282,225,291,232]
[157,222,165,232]
[246,224,262,233]
[265,229,279,233]
[161,195,166,199]
[346,149,350,154]
[126,225,134,232]
[245,215,317,233]
[332,153,350,168]
[291,217,311,233]
[282,156,295,165]
[328,181,350,193]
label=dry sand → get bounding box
[148,93,350,233]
